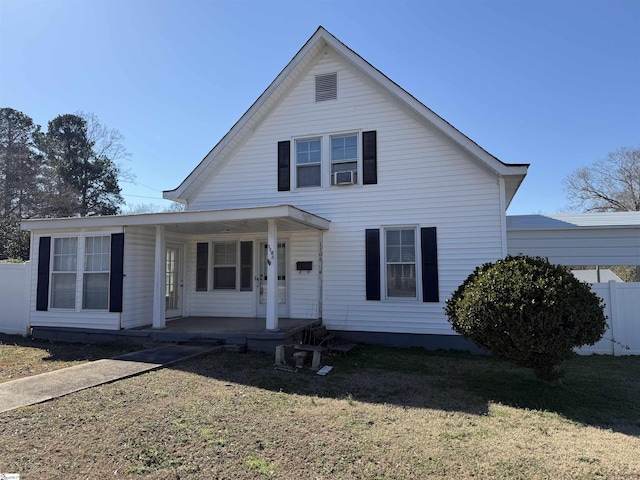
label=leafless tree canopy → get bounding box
[123,202,186,214]
[564,146,640,212]
[78,111,134,184]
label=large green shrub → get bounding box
[444,255,607,382]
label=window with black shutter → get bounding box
[196,242,209,291]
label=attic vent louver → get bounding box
[315,73,337,102]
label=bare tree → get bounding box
[122,202,186,214]
[564,146,640,281]
[79,111,135,184]
[564,146,640,212]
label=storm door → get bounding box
[165,245,183,318]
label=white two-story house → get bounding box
[22,27,528,349]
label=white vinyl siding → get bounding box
[507,227,640,266]
[187,237,254,318]
[287,231,322,319]
[183,231,322,320]
[121,226,156,329]
[120,228,189,327]
[187,49,506,334]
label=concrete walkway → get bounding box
[0,344,221,414]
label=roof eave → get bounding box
[21,205,331,232]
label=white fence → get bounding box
[0,262,31,336]
[577,281,640,356]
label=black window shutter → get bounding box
[421,227,439,302]
[365,229,381,300]
[196,242,209,292]
[109,233,125,312]
[362,131,377,185]
[36,236,51,311]
[240,241,253,291]
[277,141,290,191]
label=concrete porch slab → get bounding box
[31,317,322,353]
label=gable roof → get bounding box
[164,26,529,207]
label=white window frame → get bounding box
[50,236,78,310]
[330,133,359,185]
[49,234,112,311]
[291,131,362,190]
[294,137,323,189]
[382,226,420,301]
[83,236,111,310]
[212,241,238,290]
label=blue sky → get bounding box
[1,0,638,215]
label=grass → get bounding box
[0,337,639,479]
[0,333,140,382]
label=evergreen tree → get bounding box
[0,108,42,259]
[37,114,123,217]
[0,108,41,217]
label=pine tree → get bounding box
[0,108,42,259]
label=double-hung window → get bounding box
[196,241,253,292]
[213,241,237,289]
[51,237,78,309]
[385,228,417,298]
[83,236,110,310]
[279,130,376,191]
[295,137,322,188]
[50,235,111,309]
[38,233,123,312]
[331,134,358,184]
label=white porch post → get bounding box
[266,218,278,330]
[152,225,166,329]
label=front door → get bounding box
[257,241,287,317]
[165,245,183,319]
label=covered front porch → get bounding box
[23,205,331,335]
[146,205,330,332]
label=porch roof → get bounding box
[21,204,331,235]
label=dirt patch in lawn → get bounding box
[0,343,639,479]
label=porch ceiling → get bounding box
[21,205,331,235]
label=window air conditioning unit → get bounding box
[334,170,355,185]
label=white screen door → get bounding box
[165,246,183,319]
[257,241,287,317]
